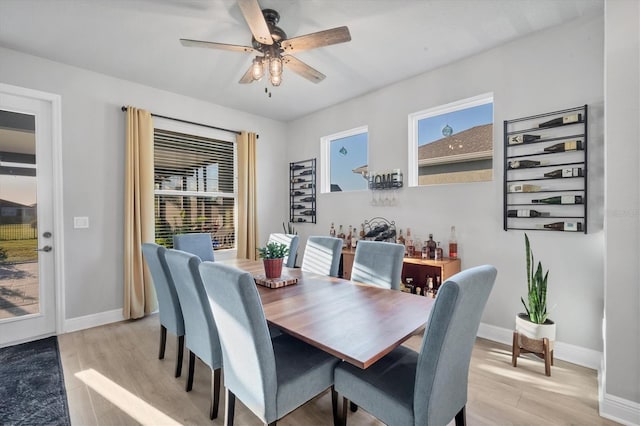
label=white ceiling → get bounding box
[0,0,603,122]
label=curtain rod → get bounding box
[121,106,256,138]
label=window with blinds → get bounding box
[153,129,236,250]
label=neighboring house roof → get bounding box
[0,199,31,208]
[418,124,493,165]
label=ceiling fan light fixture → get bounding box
[269,56,283,76]
[270,73,282,86]
[251,57,265,80]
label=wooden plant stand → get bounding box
[512,331,554,376]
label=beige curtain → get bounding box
[123,107,157,319]
[236,131,259,260]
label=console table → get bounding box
[340,248,461,290]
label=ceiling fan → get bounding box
[180,0,351,87]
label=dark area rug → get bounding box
[0,336,71,426]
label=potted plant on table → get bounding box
[516,233,556,340]
[257,241,289,279]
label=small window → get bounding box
[408,93,494,186]
[320,126,368,193]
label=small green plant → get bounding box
[283,221,297,235]
[521,233,549,324]
[257,242,289,260]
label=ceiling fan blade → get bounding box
[239,64,255,84]
[180,38,258,53]
[281,26,351,54]
[283,55,326,83]
[237,0,273,46]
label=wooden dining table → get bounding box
[219,258,435,369]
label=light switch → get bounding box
[74,216,89,229]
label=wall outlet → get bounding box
[73,216,89,229]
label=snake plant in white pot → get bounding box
[515,233,556,340]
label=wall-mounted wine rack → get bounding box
[289,158,316,224]
[503,105,588,233]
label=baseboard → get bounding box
[63,308,125,333]
[477,322,602,370]
[600,393,640,426]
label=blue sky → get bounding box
[330,132,368,192]
[418,103,493,146]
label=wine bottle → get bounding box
[299,169,313,175]
[300,183,314,189]
[543,140,583,153]
[532,195,583,204]
[329,222,336,237]
[292,204,306,209]
[299,196,315,202]
[508,134,541,145]
[448,226,457,259]
[542,221,583,232]
[295,218,307,222]
[538,113,582,128]
[293,190,305,195]
[507,209,550,217]
[300,210,315,216]
[291,177,307,183]
[508,184,542,193]
[543,167,583,178]
[508,159,549,169]
[291,164,305,170]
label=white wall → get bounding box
[0,46,289,320]
[603,0,640,420]
[287,14,605,353]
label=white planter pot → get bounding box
[515,313,556,341]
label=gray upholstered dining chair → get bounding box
[173,232,215,262]
[334,265,497,426]
[141,243,185,378]
[350,240,405,290]
[268,233,300,268]
[198,261,341,426]
[301,236,343,277]
[164,249,222,420]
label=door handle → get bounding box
[36,245,52,252]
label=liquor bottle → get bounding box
[346,225,353,248]
[543,140,583,153]
[427,276,434,295]
[448,226,458,259]
[542,221,583,232]
[508,184,542,193]
[396,229,405,246]
[359,223,365,239]
[543,167,583,178]
[329,222,336,237]
[508,134,541,145]
[532,195,583,204]
[299,169,313,175]
[435,242,443,261]
[300,209,315,216]
[426,234,437,259]
[538,113,582,128]
[405,228,415,257]
[300,196,315,202]
[337,225,345,240]
[507,209,550,218]
[508,159,549,169]
[351,225,358,248]
[435,275,441,290]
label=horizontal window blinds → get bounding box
[153,129,236,250]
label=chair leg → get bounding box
[455,405,466,426]
[349,401,358,412]
[341,397,349,426]
[186,351,195,392]
[175,335,184,378]
[210,368,221,419]
[331,386,340,426]
[512,331,520,367]
[159,325,167,359]
[225,388,236,426]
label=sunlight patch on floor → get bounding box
[75,368,181,426]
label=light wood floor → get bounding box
[58,314,618,426]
